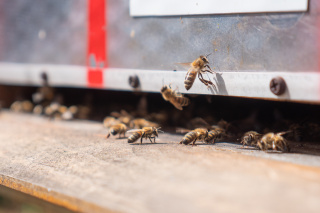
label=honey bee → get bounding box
[103,116,121,128]
[44,102,67,120]
[10,101,22,112]
[240,131,262,147]
[127,127,163,144]
[205,128,225,144]
[110,110,133,126]
[146,111,168,124]
[10,100,34,113]
[179,54,216,90]
[257,132,290,152]
[33,104,43,115]
[187,117,211,130]
[160,85,190,110]
[106,123,127,138]
[61,105,79,120]
[179,128,208,146]
[129,118,159,129]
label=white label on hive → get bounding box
[130,0,308,16]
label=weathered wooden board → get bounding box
[0,111,320,213]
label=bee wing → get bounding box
[126,129,143,133]
[175,62,192,70]
[277,131,291,136]
[171,101,183,110]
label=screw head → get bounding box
[270,77,286,95]
[129,75,140,88]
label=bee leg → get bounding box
[204,64,215,72]
[198,73,216,90]
[192,139,197,146]
[106,133,111,139]
[141,133,145,144]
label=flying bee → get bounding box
[178,54,216,91]
[257,132,290,152]
[241,131,262,147]
[179,128,208,146]
[106,123,127,138]
[127,127,163,144]
[129,118,159,129]
[160,85,190,110]
[205,128,225,144]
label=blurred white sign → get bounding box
[130,0,308,16]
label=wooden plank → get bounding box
[0,111,320,213]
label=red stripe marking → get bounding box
[87,0,107,88]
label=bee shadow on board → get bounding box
[214,73,228,95]
[238,147,259,151]
[129,142,167,146]
[117,136,128,139]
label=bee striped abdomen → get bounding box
[206,131,217,143]
[180,131,198,145]
[184,71,197,90]
[175,96,189,106]
[128,131,143,143]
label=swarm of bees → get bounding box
[9,73,85,121]
[7,55,317,154]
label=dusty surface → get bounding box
[0,111,320,213]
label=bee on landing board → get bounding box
[110,110,133,126]
[106,123,127,139]
[127,127,163,144]
[129,118,159,129]
[103,116,121,128]
[178,54,216,91]
[240,131,262,147]
[179,128,208,146]
[257,132,290,152]
[205,128,225,144]
[160,85,190,110]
